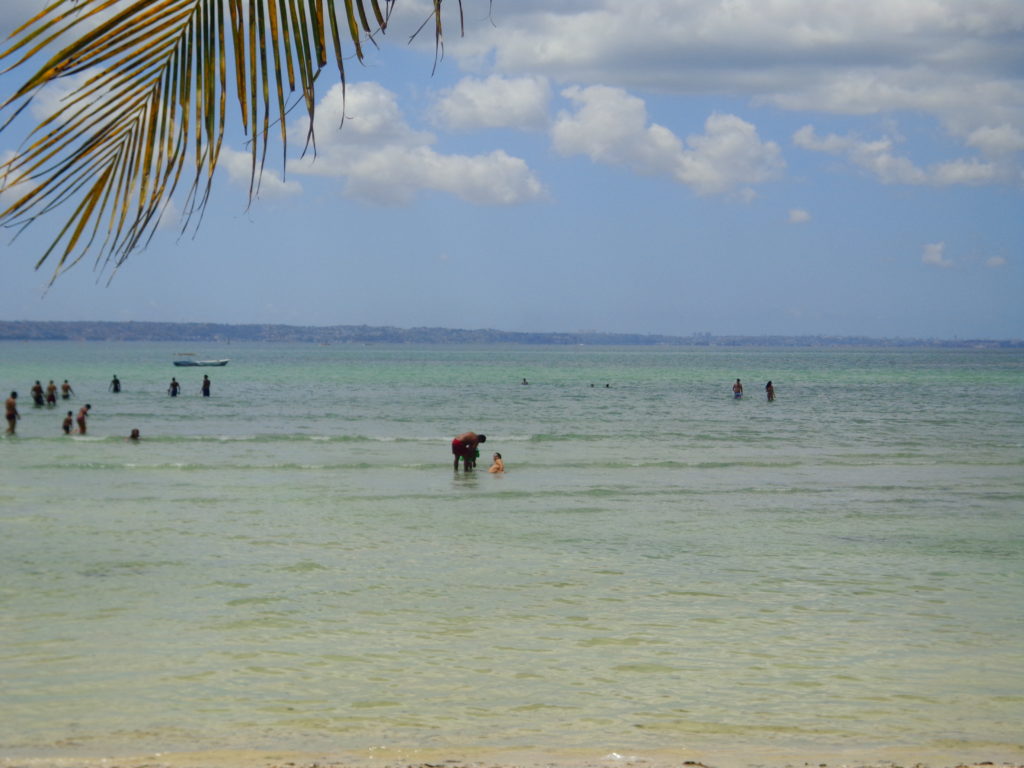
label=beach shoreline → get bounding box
[3,748,1023,768]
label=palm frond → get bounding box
[0,0,450,281]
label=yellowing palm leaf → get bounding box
[0,0,454,280]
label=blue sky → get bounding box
[1,0,1022,339]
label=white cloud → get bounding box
[154,198,180,231]
[789,209,811,224]
[431,75,552,131]
[1,1,135,55]
[552,85,783,197]
[27,70,109,123]
[966,124,1024,155]
[922,242,953,268]
[929,158,1001,186]
[794,125,1001,185]
[986,256,1007,268]
[444,1,1024,152]
[220,147,302,199]
[551,86,680,173]
[290,82,545,205]
[0,183,32,214]
[678,113,785,197]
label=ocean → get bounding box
[2,341,1022,766]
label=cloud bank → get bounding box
[290,82,545,205]
[552,85,783,197]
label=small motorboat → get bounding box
[173,359,230,367]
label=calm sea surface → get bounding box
[1,342,1022,764]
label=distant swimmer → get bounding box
[168,377,181,397]
[733,379,743,399]
[76,404,91,434]
[31,380,44,407]
[5,392,18,435]
[765,381,775,402]
[522,378,529,385]
[200,374,211,397]
[451,431,486,471]
[62,411,73,434]
[61,380,74,399]
[488,452,505,473]
[128,428,140,441]
[45,380,58,407]
[109,375,121,393]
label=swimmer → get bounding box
[62,411,73,434]
[488,452,505,473]
[733,379,743,398]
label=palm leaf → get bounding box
[0,0,454,281]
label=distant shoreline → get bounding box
[0,320,1020,348]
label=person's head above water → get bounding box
[477,434,486,443]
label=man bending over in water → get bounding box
[451,431,486,471]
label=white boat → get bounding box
[173,359,229,367]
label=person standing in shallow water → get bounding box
[109,375,121,393]
[765,381,775,401]
[76,403,91,434]
[451,431,486,471]
[61,380,74,399]
[31,380,44,407]
[200,375,211,397]
[733,379,743,398]
[168,378,180,397]
[5,392,18,435]
[62,411,73,434]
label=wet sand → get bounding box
[3,749,1022,768]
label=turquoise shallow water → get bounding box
[1,342,1023,763]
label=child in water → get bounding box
[488,452,505,473]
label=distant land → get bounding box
[0,320,1020,348]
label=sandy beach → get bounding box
[3,750,1023,768]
